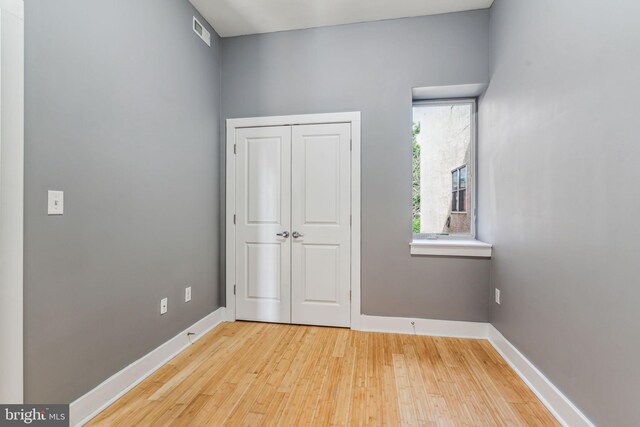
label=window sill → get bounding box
[410,239,492,258]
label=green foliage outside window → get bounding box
[412,122,421,233]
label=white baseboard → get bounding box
[357,315,594,427]
[70,307,226,426]
[357,314,489,339]
[68,311,593,427]
[487,325,595,427]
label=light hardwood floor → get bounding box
[87,321,559,426]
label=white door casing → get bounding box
[0,0,25,403]
[291,124,351,327]
[235,126,292,323]
[226,112,361,329]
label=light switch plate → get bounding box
[48,191,64,215]
[495,288,501,305]
[160,298,168,315]
[185,287,192,302]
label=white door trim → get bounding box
[0,0,24,404]
[225,112,361,329]
[0,0,23,18]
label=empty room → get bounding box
[0,0,638,425]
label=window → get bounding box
[412,99,476,238]
[452,165,467,212]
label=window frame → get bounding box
[412,98,478,240]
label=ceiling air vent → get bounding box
[193,16,211,47]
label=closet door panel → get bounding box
[291,123,351,327]
[235,126,291,323]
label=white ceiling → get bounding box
[190,0,494,38]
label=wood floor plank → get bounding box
[86,322,560,427]
[224,326,294,425]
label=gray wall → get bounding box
[480,0,640,425]
[221,11,492,322]
[24,0,221,403]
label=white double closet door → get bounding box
[235,123,351,327]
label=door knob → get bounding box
[292,231,304,238]
[276,231,289,238]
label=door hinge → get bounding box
[233,143,237,154]
[233,284,236,295]
[233,214,236,225]
[349,290,352,301]
[350,138,352,151]
[350,214,352,226]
